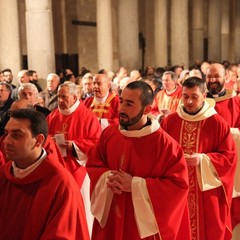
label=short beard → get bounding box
[119,107,144,129]
[207,82,224,95]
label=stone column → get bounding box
[96,0,113,71]
[52,0,67,53]
[208,0,221,62]
[144,0,155,68]
[234,0,240,62]
[171,0,189,68]
[118,0,140,70]
[25,0,55,81]
[221,0,230,61]
[191,0,204,63]
[0,0,21,75]
[154,0,168,67]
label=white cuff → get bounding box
[132,177,159,238]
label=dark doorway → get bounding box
[55,53,79,76]
[22,54,79,76]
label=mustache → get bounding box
[207,82,221,87]
[119,112,128,118]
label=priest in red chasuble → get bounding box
[87,81,191,240]
[47,82,102,237]
[206,63,240,238]
[161,77,237,240]
[0,109,89,239]
[84,74,120,130]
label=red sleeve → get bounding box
[150,93,161,116]
[39,178,90,240]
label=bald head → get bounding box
[207,63,225,73]
[93,74,111,98]
[10,99,34,111]
[130,70,141,81]
[200,62,210,75]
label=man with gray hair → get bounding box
[47,81,102,237]
[18,82,50,117]
[40,73,60,111]
[151,71,182,120]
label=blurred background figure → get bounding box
[2,68,16,90]
[0,82,14,135]
[11,69,30,100]
[29,70,43,92]
[81,73,94,100]
[129,70,142,81]
[18,82,51,117]
[40,73,60,111]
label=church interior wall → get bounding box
[5,0,240,82]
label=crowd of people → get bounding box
[0,60,239,239]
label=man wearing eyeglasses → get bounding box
[0,82,14,136]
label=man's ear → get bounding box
[35,134,45,147]
[73,95,78,101]
[143,104,152,115]
[202,91,206,98]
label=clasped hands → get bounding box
[59,140,73,151]
[184,153,202,166]
[107,170,133,194]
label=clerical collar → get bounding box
[120,115,160,138]
[177,98,216,122]
[123,117,152,130]
[12,148,47,178]
[96,94,108,104]
[166,85,177,95]
[58,99,80,115]
[141,117,152,129]
[207,89,226,98]
[183,102,205,115]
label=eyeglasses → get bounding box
[0,89,9,92]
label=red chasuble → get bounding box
[47,102,101,188]
[151,85,182,116]
[213,94,240,129]
[87,120,191,240]
[84,92,120,126]
[0,151,89,240]
[211,93,240,230]
[161,106,237,240]
[0,150,4,167]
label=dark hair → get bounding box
[10,109,48,139]
[98,69,107,74]
[2,68,12,74]
[65,74,74,81]
[172,65,184,72]
[182,77,206,94]
[28,70,37,76]
[125,81,154,106]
